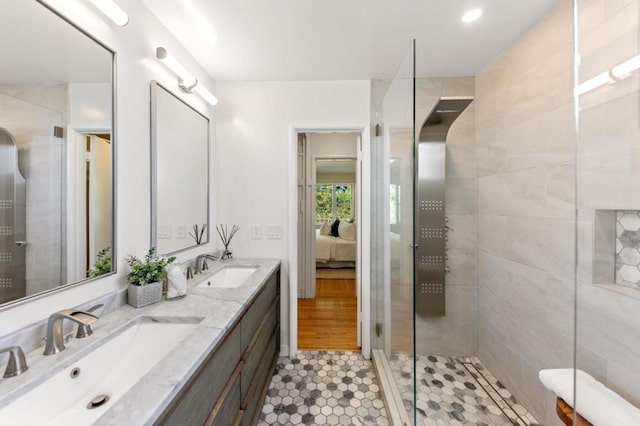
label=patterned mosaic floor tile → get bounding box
[258,351,389,426]
[389,353,540,426]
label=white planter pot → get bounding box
[127,281,162,308]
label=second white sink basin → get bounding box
[0,316,201,426]
[196,266,259,289]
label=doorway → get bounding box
[66,130,112,283]
[297,132,362,351]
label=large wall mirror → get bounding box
[0,1,115,307]
[151,81,209,255]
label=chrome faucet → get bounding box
[194,254,217,275]
[75,304,104,338]
[0,346,28,378]
[43,309,99,355]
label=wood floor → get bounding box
[298,278,359,351]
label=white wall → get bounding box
[215,80,369,353]
[69,83,112,130]
[0,0,217,336]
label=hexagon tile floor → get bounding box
[389,352,540,426]
[258,351,389,426]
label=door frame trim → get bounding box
[287,124,371,359]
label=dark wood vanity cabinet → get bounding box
[157,266,280,426]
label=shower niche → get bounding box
[594,209,640,290]
[415,97,473,316]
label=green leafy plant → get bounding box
[88,247,111,278]
[125,247,176,286]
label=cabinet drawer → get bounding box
[241,298,278,401]
[206,361,242,426]
[240,272,278,353]
[241,326,279,426]
[157,324,241,426]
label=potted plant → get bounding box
[125,247,175,308]
[87,247,111,278]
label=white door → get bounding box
[88,135,111,263]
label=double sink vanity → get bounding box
[0,258,281,426]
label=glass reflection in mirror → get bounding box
[0,1,115,305]
[151,82,209,256]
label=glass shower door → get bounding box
[370,40,417,424]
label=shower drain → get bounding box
[87,394,110,409]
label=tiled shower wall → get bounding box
[475,0,576,424]
[575,0,640,415]
[0,84,67,295]
[477,0,640,423]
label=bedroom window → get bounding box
[316,184,353,224]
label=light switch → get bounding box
[267,225,282,240]
[158,225,171,239]
[176,225,187,239]
[251,225,262,240]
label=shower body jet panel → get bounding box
[416,97,473,317]
[0,128,26,304]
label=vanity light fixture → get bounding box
[156,47,198,90]
[193,85,218,106]
[576,71,614,96]
[88,0,129,26]
[462,8,482,23]
[156,46,218,106]
[611,55,640,79]
[576,54,640,95]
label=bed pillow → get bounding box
[338,221,356,241]
[330,219,341,237]
[319,222,331,236]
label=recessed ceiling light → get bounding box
[462,8,483,23]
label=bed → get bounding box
[315,229,356,267]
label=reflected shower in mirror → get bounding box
[151,81,209,256]
[0,0,114,306]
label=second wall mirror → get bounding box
[151,81,209,255]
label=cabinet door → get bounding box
[241,326,279,426]
[241,298,278,400]
[206,361,242,426]
[158,325,241,425]
[241,271,278,353]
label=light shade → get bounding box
[576,71,614,96]
[611,55,640,79]
[194,85,219,106]
[89,0,129,26]
[156,47,198,90]
[462,8,482,23]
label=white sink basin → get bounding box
[0,317,200,426]
[196,266,259,289]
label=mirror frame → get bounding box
[0,0,118,311]
[150,80,210,256]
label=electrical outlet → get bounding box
[250,225,262,240]
[176,225,187,239]
[266,224,282,240]
[158,225,171,239]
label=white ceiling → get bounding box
[0,0,111,84]
[141,0,560,81]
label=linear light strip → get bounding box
[88,0,129,26]
[577,54,640,95]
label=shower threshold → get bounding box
[387,353,540,426]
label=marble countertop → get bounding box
[0,258,280,425]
